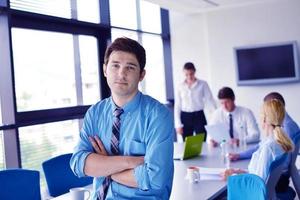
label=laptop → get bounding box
[174,134,205,160]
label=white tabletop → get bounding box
[52,143,252,200]
[170,142,251,200]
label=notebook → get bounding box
[174,134,205,160]
[205,123,230,143]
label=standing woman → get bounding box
[174,62,216,141]
[223,99,295,197]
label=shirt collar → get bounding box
[184,78,198,89]
[110,91,141,114]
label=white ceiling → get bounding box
[145,0,279,14]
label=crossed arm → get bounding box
[84,135,144,188]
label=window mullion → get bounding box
[0,14,19,168]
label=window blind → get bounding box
[10,0,72,19]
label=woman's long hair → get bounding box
[262,99,294,152]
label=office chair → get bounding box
[290,132,300,198]
[228,173,267,200]
[265,153,288,200]
[228,153,288,200]
[0,169,41,200]
[42,153,93,197]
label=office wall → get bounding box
[169,0,300,124]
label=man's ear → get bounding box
[103,64,107,77]
[139,69,146,82]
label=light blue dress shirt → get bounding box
[248,136,285,181]
[70,91,174,200]
[239,112,299,161]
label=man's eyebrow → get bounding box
[126,62,138,67]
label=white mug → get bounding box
[186,166,200,183]
[69,187,90,200]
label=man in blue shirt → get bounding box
[70,37,174,200]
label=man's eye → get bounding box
[111,64,119,68]
[127,66,136,70]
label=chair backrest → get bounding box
[227,173,267,200]
[290,132,300,198]
[266,153,288,200]
[290,132,300,168]
[0,169,41,200]
[42,153,93,197]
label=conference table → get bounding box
[171,142,251,200]
[52,142,252,200]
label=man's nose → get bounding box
[118,66,127,77]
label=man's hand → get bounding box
[209,139,218,147]
[230,138,240,147]
[228,153,240,161]
[89,135,108,156]
[176,127,183,135]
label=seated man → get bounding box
[208,87,260,147]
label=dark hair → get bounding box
[263,92,285,106]
[104,37,146,72]
[183,62,196,71]
[218,87,235,100]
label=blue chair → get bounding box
[228,153,288,200]
[266,153,288,200]
[228,173,267,200]
[0,169,41,200]
[42,153,93,197]
[290,132,300,198]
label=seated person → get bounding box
[229,92,300,195]
[208,87,260,147]
[222,99,295,197]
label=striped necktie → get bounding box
[98,108,124,200]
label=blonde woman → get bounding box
[222,99,294,181]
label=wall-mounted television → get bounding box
[234,41,300,86]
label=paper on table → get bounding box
[197,167,224,181]
[205,123,230,143]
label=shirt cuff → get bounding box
[74,151,92,177]
[134,164,150,191]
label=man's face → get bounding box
[184,69,196,84]
[104,51,145,99]
[220,98,235,112]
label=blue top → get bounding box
[239,112,299,160]
[248,136,285,181]
[70,92,174,200]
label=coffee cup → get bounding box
[69,187,90,200]
[186,166,200,183]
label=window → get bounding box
[10,0,100,23]
[0,131,4,170]
[76,0,100,23]
[19,120,80,187]
[109,0,137,29]
[12,28,77,111]
[10,0,72,19]
[111,28,138,41]
[11,28,100,111]
[1,0,172,176]
[142,33,166,103]
[140,0,161,33]
[79,35,101,105]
